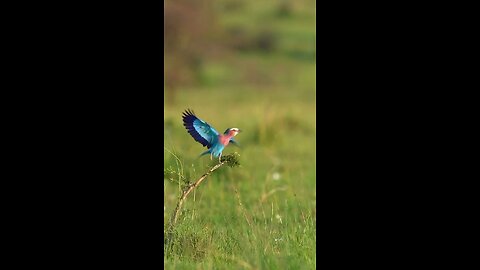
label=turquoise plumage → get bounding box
[182,109,241,161]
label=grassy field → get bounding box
[164,1,315,269]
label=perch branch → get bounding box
[168,160,226,228]
[164,153,239,250]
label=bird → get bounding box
[182,109,241,162]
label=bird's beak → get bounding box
[238,129,242,133]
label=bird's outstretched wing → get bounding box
[182,109,219,149]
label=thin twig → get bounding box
[166,161,227,236]
[164,153,240,252]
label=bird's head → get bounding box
[224,128,241,137]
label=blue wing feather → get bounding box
[182,109,219,149]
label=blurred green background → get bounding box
[164,0,315,268]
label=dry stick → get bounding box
[165,154,239,251]
[167,160,227,233]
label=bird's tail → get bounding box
[198,149,211,158]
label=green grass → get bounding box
[164,88,316,269]
[164,0,315,268]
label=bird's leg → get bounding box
[210,153,213,160]
[219,153,222,163]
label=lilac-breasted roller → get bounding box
[182,109,241,161]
